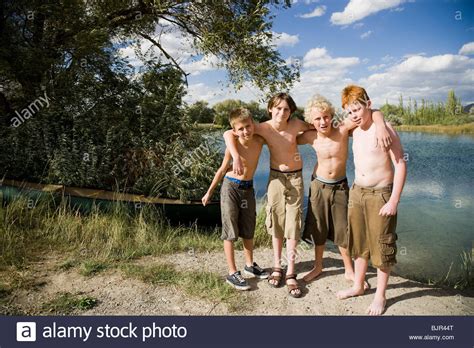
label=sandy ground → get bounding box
[4,248,474,316]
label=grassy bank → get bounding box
[395,123,474,135]
[0,196,224,266]
[0,195,270,314]
[0,195,270,267]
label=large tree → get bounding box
[0,0,298,114]
[0,0,298,199]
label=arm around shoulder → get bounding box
[223,130,243,175]
[293,118,314,132]
[372,110,393,151]
[297,129,317,145]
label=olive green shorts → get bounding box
[348,184,398,269]
[265,169,304,240]
[302,177,349,248]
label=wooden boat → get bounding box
[0,179,221,226]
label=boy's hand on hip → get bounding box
[375,126,392,152]
[379,200,398,216]
[233,157,243,175]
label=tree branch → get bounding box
[138,31,189,86]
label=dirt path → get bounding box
[4,248,474,316]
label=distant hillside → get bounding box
[463,103,474,114]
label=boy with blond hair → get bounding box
[224,93,312,298]
[202,108,269,290]
[298,94,390,286]
[336,85,407,315]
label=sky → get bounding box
[120,0,474,109]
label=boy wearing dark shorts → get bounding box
[297,94,389,285]
[202,108,269,290]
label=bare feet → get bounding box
[344,271,355,281]
[345,274,371,291]
[366,296,386,315]
[303,267,322,282]
[336,286,365,300]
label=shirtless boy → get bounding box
[336,85,407,315]
[224,93,312,298]
[297,94,390,286]
[202,108,269,290]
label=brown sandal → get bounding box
[285,274,302,298]
[267,267,284,288]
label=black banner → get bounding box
[1,316,472,348]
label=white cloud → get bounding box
[299,5,326,18]
[186,48,362,109]
[293,0,321,3]
[360,30,372,39]
[303,47,360,70]
[459,42,474,55]
[331,0,405,25]
[181,55,221,76]
[118,29,196,68]
[382,55,396,63]
[403,52,426,59]
[272,32,300,47]
[285,48,362,107]
[359,53,474,105]
[184,81,266,106]
[391,7,404,12]
[368,63,387,71]
[353,22,364,29]
[117,27,222,76]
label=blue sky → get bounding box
[121,0,474,109]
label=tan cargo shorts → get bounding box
[265,169,304,240]
[348,183,398,269]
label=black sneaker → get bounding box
[244,262,270,279]
[226,271,251,291]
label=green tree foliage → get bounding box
[245,101,269,123]
[380,90,470,126]
[213,99,246,127]
[186,101,215,124]
[292,107,305,121]
[213,99,269,127]
[0,0,298,199]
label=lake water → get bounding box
[250,131,474,282]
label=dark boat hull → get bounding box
[0,179,221,226]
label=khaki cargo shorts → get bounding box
[302,177,349,248]
[265,169,304,240]
[348,183,398,269]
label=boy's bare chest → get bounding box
[238,142,261,161]
[353,130,384,158]
[265,128,297,148]
[314,133,347,159]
